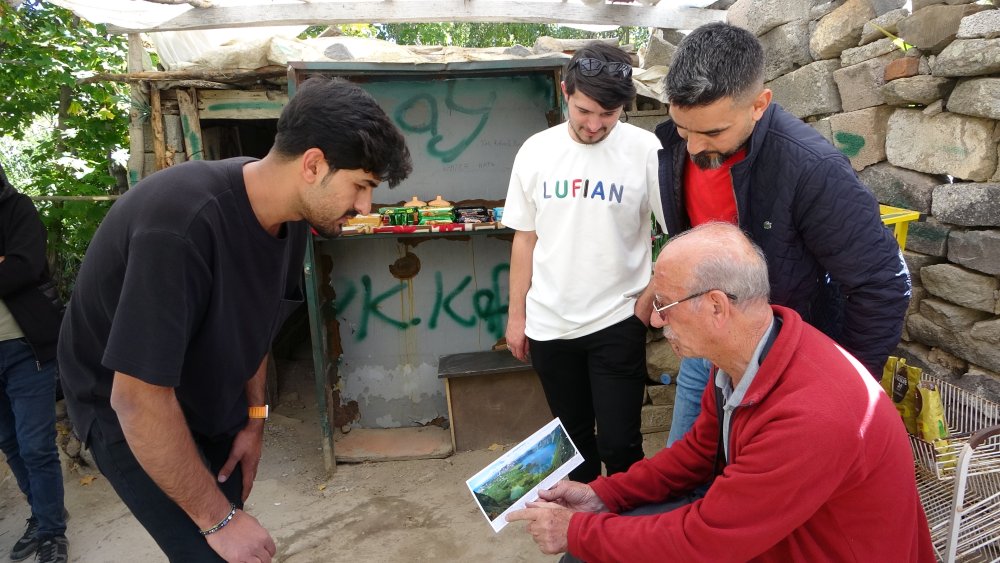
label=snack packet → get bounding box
[915,382,948,442]
[881,356,921,435]
[418,206,454,225]
[915,381,956,472]
[880,356,898,397]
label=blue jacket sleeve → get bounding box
[792,157,910,375]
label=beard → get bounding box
[689,130,752,170]
[571,124,609,145]
[311,224,341,239]
[308,208,358,239]
[306,171,357,239]
[690,146,741,170]
[691,150,732,170]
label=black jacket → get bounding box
[655,103,910,376]
[0,166,62,364]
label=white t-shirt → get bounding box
[503,121,665,340]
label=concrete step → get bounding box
[334,426,453,463]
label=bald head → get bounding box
[651,223,773,375]
[655,222,770,308]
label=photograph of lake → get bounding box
[468,420,580,523]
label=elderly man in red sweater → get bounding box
[508,222,934,562]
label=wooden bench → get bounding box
[438,350,553,452]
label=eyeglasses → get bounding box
[652,289,737,319]
[569,58,633,80]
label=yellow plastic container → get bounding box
[879,204,921,249]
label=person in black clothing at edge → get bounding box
[0,163,69,563]
[58,77,412,563]
[656,22,911,448]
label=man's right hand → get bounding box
[535,480,608,513]
[506,317,530,362]
[205,509,276,563]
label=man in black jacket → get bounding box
[657,23,910,447]
[0,163,68,563]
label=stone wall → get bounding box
[657,0,1000,401]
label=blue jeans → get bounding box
[0,338,66,537]
[666,357,712,447]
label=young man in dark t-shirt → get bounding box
[58,77,411,563]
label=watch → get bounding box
[248,405,269,420]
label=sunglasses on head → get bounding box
[569,58,633,80]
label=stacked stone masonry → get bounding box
[713,0,1000,400]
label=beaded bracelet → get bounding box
[200,503,237,536]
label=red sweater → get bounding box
[569,306,935,562]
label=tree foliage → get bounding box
[334,22,649,50]
[0,0,129,294]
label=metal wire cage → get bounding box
[910,375,1000,562]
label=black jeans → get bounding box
[88,420,243,562]
[529,315,647,483]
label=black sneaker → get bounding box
[35,536,67,563]
[9,517,39,561]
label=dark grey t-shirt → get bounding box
[59,157,306,443]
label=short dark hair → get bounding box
[274,77,412,187]
[666,23,765,108]
[564,41,636,110]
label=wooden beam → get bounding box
[106,1,726,34]
[198,89,288,119]
[78,66,286,85]
[164,114,186,164]
[126,34,147,186]
[150,85,170,171]
[176,88,206,160]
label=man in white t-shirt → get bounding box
[503,42,666,482]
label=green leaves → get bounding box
[0,0,128,295]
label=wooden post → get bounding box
[126,34,147,186]
[150,85,169,171]
[164,114,186,165]
[176,88,205,161]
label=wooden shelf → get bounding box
[325,226,515,242]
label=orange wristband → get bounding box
[248,405,269,420]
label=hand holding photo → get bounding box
[465,418,583,532]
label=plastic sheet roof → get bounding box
[48,0,726,34]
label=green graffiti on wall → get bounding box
[394,81,497,163]
[834,131,865,158]
[334,263,510,341]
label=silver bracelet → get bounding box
[199,503,237,536]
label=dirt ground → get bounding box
[0,360,667,563]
